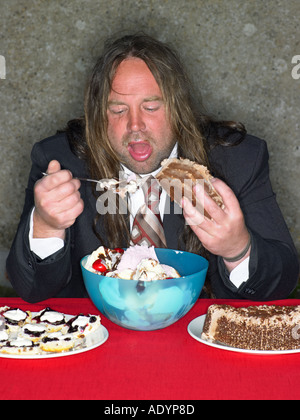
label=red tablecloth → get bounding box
[1,297,300,400]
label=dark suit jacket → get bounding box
[6,131,299,302]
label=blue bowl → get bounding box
[81,248,208,331]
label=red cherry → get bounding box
[92,259,107,273]
[114,248,124,254]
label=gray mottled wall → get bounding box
[0,0,299,261]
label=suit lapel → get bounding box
[163,199,186,249]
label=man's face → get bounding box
[107,57,176,174]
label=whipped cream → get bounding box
[0,331,8,342]
[3,309,28,323]
[133,258,168,281]
[71,315,90,329]
[35,309,65,325]
[23,323,47,336]
[25,324,47,333]
[98,174,146,198]
[9,337,33,348]
[85,246,122,273]
[85,245,181,281]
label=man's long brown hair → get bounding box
[65,33,246,255]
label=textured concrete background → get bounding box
[0,0,299,268]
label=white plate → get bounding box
[188,314,300,355]
[0,313,109,360]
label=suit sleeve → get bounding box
[6,142,72,303]
[214,138,299,300]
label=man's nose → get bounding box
[127,109,146,133]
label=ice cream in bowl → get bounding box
[81,245,208,331]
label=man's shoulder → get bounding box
[31,132,86,175]
[209,130,266,157]
[35,131,70,152]
[208,132,269,194]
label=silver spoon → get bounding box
[42,172,100,184]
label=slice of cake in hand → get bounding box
[156,157,224,219]
[201,304,300,351]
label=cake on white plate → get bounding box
[201,304,300,351]
[0,306,103,356]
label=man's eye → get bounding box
[144,105,160,112]
[109,107,126,115]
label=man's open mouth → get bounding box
[127,141,153,162]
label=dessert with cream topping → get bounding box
[99,174,148,199]
[40,332,80,353]
[1,337,41,356]
[32,308,66,332]
[0,306,103,356]
[202,304,300,351]
[20,323,48,342]
[1,308,31,332]
[84,244,181,280]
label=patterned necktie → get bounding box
[131,176,167,248]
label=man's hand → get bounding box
[182,178,250,271]
[33,160,84,239]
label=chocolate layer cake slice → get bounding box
[156,158,224,218]
[201,304,300,351]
